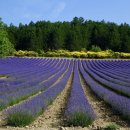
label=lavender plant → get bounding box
[64,60,96,127]
[5,60,73,126]
[79,60,130,121]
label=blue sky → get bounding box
[0,0,130,26]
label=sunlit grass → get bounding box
[7,111,35,127]
[66,112,93,127]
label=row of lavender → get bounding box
[64,59,130,126]
[0,58,96,127]
[85,60,130,96]
[0,58,130,127]
[0,57,70,110]
[64,60,96,126]
[5,59,73,126]
[80,59,130,121]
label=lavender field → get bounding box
[0,57,130,129]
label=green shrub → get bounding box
[81,48,87,52]
[14,50,24,57]
[90,45,102,52]
[72,53,80,58]
[45,51,60,57]
[0,103,6,111]
[14,49,130,59]
[87,51,98,58]
[8,91,39,106]
[66,112,93,127]
[37,50,45,57]
[25,51,38,57]
[104,123,120,130]
[80,53,88,58]
[120,52,130,59]
[112,52,121,58]
[7,111,35,127]
[14,50,38,57]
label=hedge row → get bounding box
[14,50,130,59]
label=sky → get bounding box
[0,0,130,26]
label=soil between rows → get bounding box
[27,65,73,129]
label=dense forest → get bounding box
[1,17,130,57]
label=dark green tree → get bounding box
[119,23,130,52]
[108,23,121,51]
[6,17,130,53]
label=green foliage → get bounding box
[66,112,93,127]
[7,111,34,127]
[14,50,38,57]
[0,18,15,57]
[91,45,102,52]
[6,17,130,53]
[37,49,45,56]
[0,102,7,111]
[8,91,39,106]
[14,50,130,59]
[104,123,120,130]
[81,48,87,52]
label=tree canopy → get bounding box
[0,18,15,57]
[6,17,130,53]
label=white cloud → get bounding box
[51,2,66,19]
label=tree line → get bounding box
[1,17,130,56]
